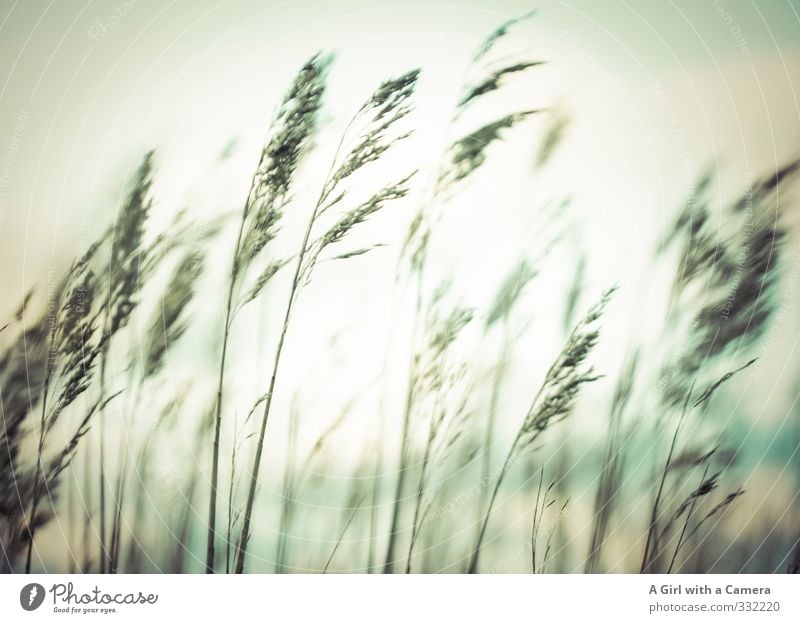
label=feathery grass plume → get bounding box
[516,289,614,443]
[384,26,542,572]
[668,446,722,470]
[731,159,800,213]
[585,350,639,573]
[382,281,466,572]
[691,358,756,411]
[402,13,544,273]
[0,306,49,571]
[468,287,615,573]
[662,465,714,573]
[641,360,752,573]
[234,55,330,282]
[459,62,545,109]
[321,175,415,249]
[25,244,103,573]
[322,69,419,194]
[206,53,329,574]
[408,390,479,571]
[681,488,744,541]
[658,160,800,407]
[403,303,474,572]
[300,70,421,277]
[641,163,797,571]
[656,169,714,257]
[141,250,204,379]
[237,258,288,311]
[390,27,550,556]
[470,258,539,556]
[436,112,541,191]
[47,392,121,493]
[105,153,156,337]
[654,366,756,573]
[323,492,368,574]
[234,66,420,574]
[108,249,204,572]
[662,471,744,573]
[97,152,156,573]
[303,172,416,282]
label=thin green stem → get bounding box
[467,435,520,574]
[234,118,356,574]
[383,273,423,573]
[405,403,436,573]
[641,382,693,573]
[24,369,51,574]
[206,183,251,573]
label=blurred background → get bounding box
[1,0,799,573]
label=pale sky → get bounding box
[2,0,799,446]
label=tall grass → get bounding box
[2,14,799,575]
[384,12,546,573]
[205,54,329,573]
[468,287,615,573]
[97,153,155,573]
[233,66,420,573]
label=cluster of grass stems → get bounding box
[1,14,799,574]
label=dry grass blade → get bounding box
[691,358,756,410]
[234,66,420,574]
[237,258,288,311]
[404,303,475,571]
[207,53,330,573]
[468,287,615,573]
[25,244,103,573]
[585,350,639,573]
[515,288,615,447]
[0,307,49,571]
[459,62,544,108]
[105,153,155,337]
[659,159,800,407]
[324,69,419,197]
[306,173,416,280]
[234,54,331,280]
[403,13,546,272]
[97,152,157,573]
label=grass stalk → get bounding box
[232,173,331,574]
[206,214,247,573]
